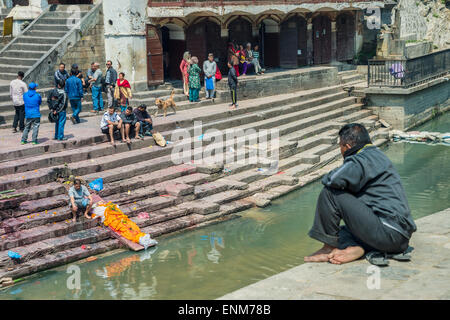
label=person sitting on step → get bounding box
[69,179,93,222]
[120,106,141,144]
[133,104,154,138]
[100,105,124,146]
[304,123,417,265]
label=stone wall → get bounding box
[366,77,450,130]
[59,9,105,78]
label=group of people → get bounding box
[9,60,134,145]
[227,42,264,77]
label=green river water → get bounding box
[1,113,449,300]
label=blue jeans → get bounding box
[22,117,40,143]
[70,99,82,123]
[92,86,103,111]
[55,111,66,140]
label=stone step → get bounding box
[26,30,69,38]
[0,238,119,280]
[0,64,33,75]
[0,57,38,67]
[30,24,71,32]
[15,36,61,45]
[35,18,81,25]
[0,226,110,268]
[9,42,54,52]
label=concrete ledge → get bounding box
[219,208,450,300]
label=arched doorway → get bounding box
[161,23,186,80]
[280,15,307,68]
[313,15,331,64]
[336,12,355,62]
[228,17,253,48]
[260,19,280,68]
[186,20,222,72]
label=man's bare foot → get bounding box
[84,213,91,220]
[110,141,115,146]
[127,138,131,144]
[328,246,365,265]
[72,217,77,223]
[304,244,336,262]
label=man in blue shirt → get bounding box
[21,82,42,145]
[65,69,84,124]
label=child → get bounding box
[188,56,201,102]
[252,44,263,75]
[227,60,238,109]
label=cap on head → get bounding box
[71,64,78,69]
[29,82,38,90]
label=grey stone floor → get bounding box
[219,208,450,300]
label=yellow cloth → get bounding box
[114,85,132,100]
[99,202,145,244]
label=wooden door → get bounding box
[280,18,298,68]
[146,25,164,86]
[336,13,355,61]
[168,40,186,80]
[313,16,331,64]
[264,32,280,68]
[186,22,207,66]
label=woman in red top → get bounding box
[180,51,191,97]
[227,43,240,77]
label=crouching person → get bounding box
[69,179,93,222]
[120,106,141,144]
[304,123,417,265]
[100,106,123,146]
[133,104,154,138]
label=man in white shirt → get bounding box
[100,105,124,146]
[10,71,28,133]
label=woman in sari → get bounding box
[180,51,191,98]
[114,72,132,113]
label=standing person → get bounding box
[54,63,69,87]
[105,60,118,108]
[134,104,154,138]
[114,72,132,113]
[228,42,240,77]
[120,106,141,144]
[48,80,68,141]
[21,82,42,145]
[89,63,104,114]
[180,51,191,98]
[227,60,238,110]
[10,71,27,133]
[188,56,201,103]
[252,44,263,75]
[69,179,93,222]
[239,44,249,76]
[203,53,217,100]
[86,62,95,93]
[100,106,123,146]
[71,64,86,90]
[65,69,84,124]
[304,124,416,265]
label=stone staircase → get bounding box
[0,4,93,128]
[0,81,390,280]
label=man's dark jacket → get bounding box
[47,88,68,114]
[322,145,417,239]
[227,67,238,89]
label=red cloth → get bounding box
[117,79,131,88]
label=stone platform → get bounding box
[219,208,450,300]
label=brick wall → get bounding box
[57,10,105,78]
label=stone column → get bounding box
[331,18,337,62]
[306,18,313,65]
[103,0,148,91]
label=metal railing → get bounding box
[368,49,450,88]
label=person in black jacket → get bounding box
[227,60,238,109]
[48,80,69,141]
[120,106,141,144]
[304,123,417,264]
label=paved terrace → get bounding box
[219,208,450,300]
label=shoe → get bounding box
[144,131,152,137]
[31,141,38,145]
[21,140,27,145]
[12,128,17,133]
[139,134,145,139]
[90,110,97,113]
[59,137,68,141]
[70,116,76,124]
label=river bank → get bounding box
[219,207,450,300]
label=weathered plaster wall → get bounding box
[103,0,148,91]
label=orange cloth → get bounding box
[99,202,145,244]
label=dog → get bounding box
[155,89,177,117]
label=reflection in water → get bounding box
[0,113,448,300]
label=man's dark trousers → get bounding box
[13,104,25,131]
[309,187,409,254]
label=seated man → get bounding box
[69,179,93,222]
[100,106,123,146]
[133,104,154,138]
[120,106,141,144]
[304,123,417,265]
